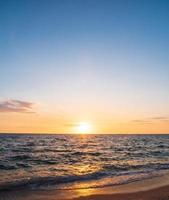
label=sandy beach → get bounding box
[1,173,169,200]
[74,185,169,200]
[1,186,169,200]
[73,173,169,200]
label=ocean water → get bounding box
[0,134,169,191]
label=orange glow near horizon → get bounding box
[0,112,169,134]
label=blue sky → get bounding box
[0,0,169,133]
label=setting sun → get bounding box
[75,122,93,134]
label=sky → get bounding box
[0,0,169,134]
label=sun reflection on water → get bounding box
[75,188,96,198]
[72,164,101,176]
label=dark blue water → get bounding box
[0,134,169,191]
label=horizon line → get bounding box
[0,133,169,135]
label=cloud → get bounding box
[132,120,150,123]
[149,117,169,120]
[0,100,35,113]
[63,122,77,128]
[131,116,169,124]
[131,119,152,125]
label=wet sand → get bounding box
[74,185,169,200]
[73,173,169,200]
[1,173,169,200]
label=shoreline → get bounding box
[1,173,169,200]
[72,172,169,199]
[74,185,169,200]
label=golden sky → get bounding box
[0,100,169,134]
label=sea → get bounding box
[0,134,169,192]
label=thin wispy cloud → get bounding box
[0,100,35,113]
[132,120,150,123]
[131,120,152,125]
[131,116,169,124]
[62,122,80,128]
[149,117,169,120]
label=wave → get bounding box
[0,171,107,191]
[1,169,167,192]
[1,165,169,192]
[0,164,17,170]
[71,152,102,156]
